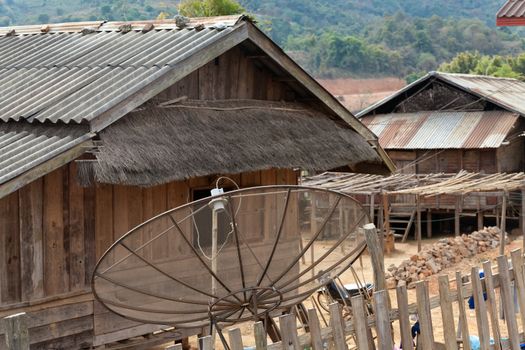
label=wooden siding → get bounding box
[0,45,303,347]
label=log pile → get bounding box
[385,227,507,288]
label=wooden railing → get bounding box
[187,248,525,350]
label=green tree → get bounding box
[178,0,244,17]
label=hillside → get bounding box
[0,0,522,80]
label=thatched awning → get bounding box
[82,100,381,186]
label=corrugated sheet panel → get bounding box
[0,124,92,184]
[0,16,243,124]
[497,0,525,18]
[361,111,519,149]
[439,73,525,116]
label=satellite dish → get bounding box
[93,186,370,329]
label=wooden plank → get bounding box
[279,314,300,350]
[92,322,176,346]
[438,275,457,350]
[43,167,67,296]
[415,281,434,350]
[18,179,44,301]
[306,308,323,350]
[95,184,113,260]
[254,321,268,350]
[481,260,502,350]
[28,314,93,344]
[31,330,92,350]
[328,303,347,350]
[510,249,525,331]
[2,313,29,350]
[455,271,471,350]
[228,328,243,350]
[166,344,183,350]
[471,267,490,350]
[83,185,96,286]
[496,256,520,350]
[374,290,393,350]
[0,140,92,200]
[68,163,85,291]
[350,295,371,350]
[0,191,21,304]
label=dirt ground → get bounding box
[159,232,524,349]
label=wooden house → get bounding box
[358,72,525,233]
[497,0,525,26]
[0,16,392,349]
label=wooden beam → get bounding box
[522,186,525,252]
[2,313,29,350]
[500,192,507,256]
[91,24,249,132]
[455,196,462,237]
[416,195,422,252]
[0,140,92,200]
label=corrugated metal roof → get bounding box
[497,0,525,18]
[361,110,519,149]
[0,16,244,125]
[357,72,525,118]
[0,124,93,185]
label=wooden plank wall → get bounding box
[0,45,302,346]
[156,46,296,103]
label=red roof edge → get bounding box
[497,17,525,26]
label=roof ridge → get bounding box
[0,15,247,37]
[435,71,520,81]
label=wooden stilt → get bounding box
[521,186,525,252]
[416,195,422,252]
[382,194,389,238]
[370,193,375,224]
[455,195,461,237]
[426,210,432,238]
[500,192,507,256]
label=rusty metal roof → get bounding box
[497,0,525,19]
[361,110,519,149]
[0,16,245,126]
[358,72,525,118]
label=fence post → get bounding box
[364,223,386,292]
[228,328,243,350]
[307,308,324,350]
[396,283,413,350]
[373,290,393,350]
[253,321,268,350]
[471,267,490,350]
[481,260,502,350]
[496,256,520,350]
[415,281,434,350]
[350,295,371,350]
[198,335,212,350]
[2,313,29,350]
[279,314,300,350]
[455,271,471,350]
[438,275,457,350]
[329,303,348,350]
[510,249,525,329]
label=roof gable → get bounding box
[358,72,525,118]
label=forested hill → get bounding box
[0,0,522,80]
